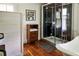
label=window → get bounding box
[0,4,14,12]
[0,4,6,11]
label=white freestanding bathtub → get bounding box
[56,36,79,56]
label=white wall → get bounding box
[72,4,79,38]
[0,3,41,56]
[0,11,22,56]
[16,3,41,43]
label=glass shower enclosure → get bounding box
[42,3,72,44]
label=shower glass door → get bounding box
[62,4,72,41]
[43,6,52,37]
[55,4,62,38]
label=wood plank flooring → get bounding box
[24,39,64,56]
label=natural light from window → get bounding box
[62,8,67,31]
[0,4,14,12]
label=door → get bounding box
[62,4,72,41]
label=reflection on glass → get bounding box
[56,12,60,19]
[62,8,67,15]
[62,18,67,31]
[62,8,67,31]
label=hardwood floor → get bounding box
[24,39,64,56]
